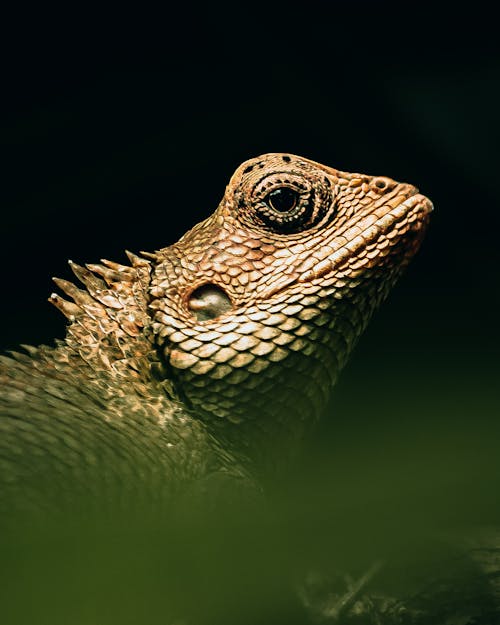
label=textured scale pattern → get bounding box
[0,153,432,488]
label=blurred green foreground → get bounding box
[1,356,499,625]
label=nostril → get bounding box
[373,177,390,190]
[187,284,233,321]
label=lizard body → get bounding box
[0,153,431,509]
[4,154,500,625]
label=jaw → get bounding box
[294,191,433,285]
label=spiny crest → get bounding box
[49,251,155,375]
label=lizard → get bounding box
[0,153,435,623]
[0,152,432,502]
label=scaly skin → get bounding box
[0,153,432,503]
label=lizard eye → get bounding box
[265,187,298,213]
[236,164,334,234]
[254,181,312,232]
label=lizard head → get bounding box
[51,153,431,473]
[148,153,432,468]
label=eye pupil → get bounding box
[267,187,298,213]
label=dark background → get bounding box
[2,0,500,538]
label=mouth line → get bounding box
[297,193,433,283]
